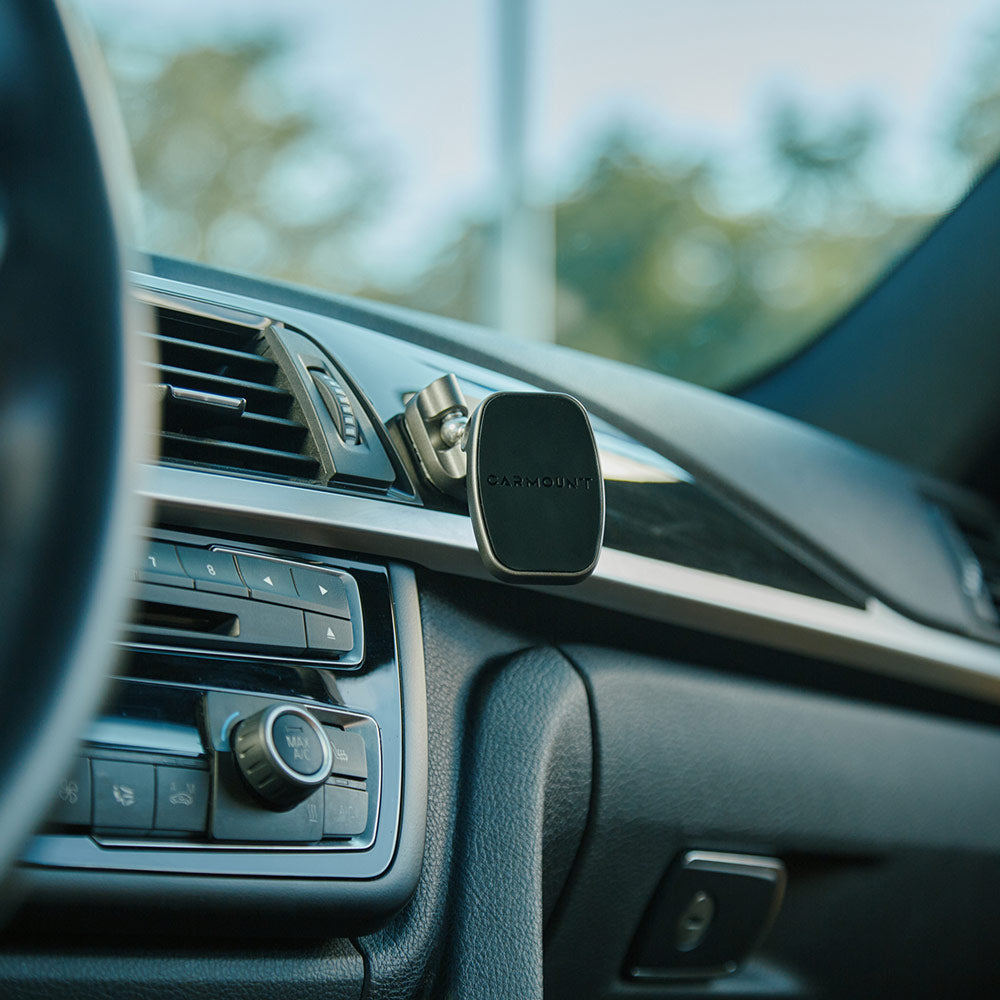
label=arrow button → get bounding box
[291,567,351,619]
[234,554,298,601]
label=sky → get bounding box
[73,0,1000,284]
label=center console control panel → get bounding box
[25,529,418,889]
[131,541,364,665]
[47,693,379,847]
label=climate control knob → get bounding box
[232,704,333,810]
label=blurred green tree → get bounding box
[109,39,387,290]
[99,30,971,390]
[952,23,1000,173]
[397,116,931,388]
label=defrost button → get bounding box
[155,766,210,833]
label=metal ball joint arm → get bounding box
[402,374,471,499]
[438,408,469,449]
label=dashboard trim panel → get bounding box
[144,464,1000,706]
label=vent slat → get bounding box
[144,363,292,417]
[952,512,1000,624]
[160,433,320,479]
[146,306,321,483]
[169,411,309,453]
[154,310,265,350]
[143,332,277,384]
[149,321,255,351]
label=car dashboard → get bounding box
[4,254,1000,1000]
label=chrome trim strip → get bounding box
[119,640,358,670]
[146,464,1000,706]
[89,835,367,853]
[38,833,369,854]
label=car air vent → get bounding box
[941,506,1000,626]
[143,306,322,482]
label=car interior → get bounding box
[4,1,1000,997]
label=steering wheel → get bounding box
[0,1,145,879]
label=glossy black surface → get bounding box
[603,479,864,606]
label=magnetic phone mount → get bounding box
[467,392,604,583]
[404,378,604,584]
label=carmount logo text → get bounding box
[485,474,595,489]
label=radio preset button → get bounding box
[137,542,193,589]
[176,548,247,597]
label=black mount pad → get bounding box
[466,392,604,584]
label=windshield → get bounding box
[75,0,1000,389]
